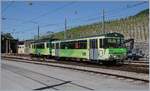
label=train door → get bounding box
[89,39,98,60]
[48,42,52,55]
[99,39,104,58]
[35,44,39,55]
[55,43,59,57]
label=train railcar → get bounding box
[51,32,127,63]
[24,41,33,55]
[18,43,25,54]
[30,41,52,58]
[17,40,33,55]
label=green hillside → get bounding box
[40,9,149,42]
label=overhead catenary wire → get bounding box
[4,1,147,31]
[106,1,147,16]
[9,1,146,27]
[3,1,148,40]
[2,1,14,14]
[4,7,145,36]
[3,2,76,30]
[23,2,76,23]
[7,6,146,38]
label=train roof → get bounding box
[52,32,124,43]
[79,32,124,38]
[31,39,58,44]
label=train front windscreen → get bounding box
[103,38,124,48]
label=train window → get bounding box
[60,42,67,49]
[60,43,62,48]
[103,38,122,48]
[60,42,71,49]
[99,39,103,48]
[66,42,70,49]
[32,44,34,48]
[50,43,52,48]
[34,44,36,48]
[46,43,49,48]
[90,39,97,49]
[67,42,72,49]
[68,41,75,49]
[75,42,79,49]
[47,43,52,48]
[36,43,44,48]
[56,43,59,49]
[52,43,54,49]
[78,40,87,49]
[60,40,87,49]
[107,38,117,43]
[35,44,37,48]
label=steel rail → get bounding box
[2,56,149,83]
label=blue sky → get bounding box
[1,1,149,40]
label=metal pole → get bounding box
[64,17,67,40]
[6,39,8,53]
[102,9,105,34]
[38,25,40,41]
[9,39,11,53]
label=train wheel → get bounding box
[111,61,117,65]
[101,61,116,65]
[118,60,124,65]
[60,57,65,61]
[55,56,60,61]
[43,56,46,61]
[101,61,107,65]
[30,54,33,60]
[91,60,100,64]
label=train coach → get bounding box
[29,41,52,58]
[24,32,127,64]
[51,32,127,64]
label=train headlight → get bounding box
[113,55,117,58]
[109,55,113,59]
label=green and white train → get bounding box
[27,32,127,63]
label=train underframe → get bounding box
[29,53,125,65]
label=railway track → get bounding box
[2,54,149,73]
[2,55,149,83]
